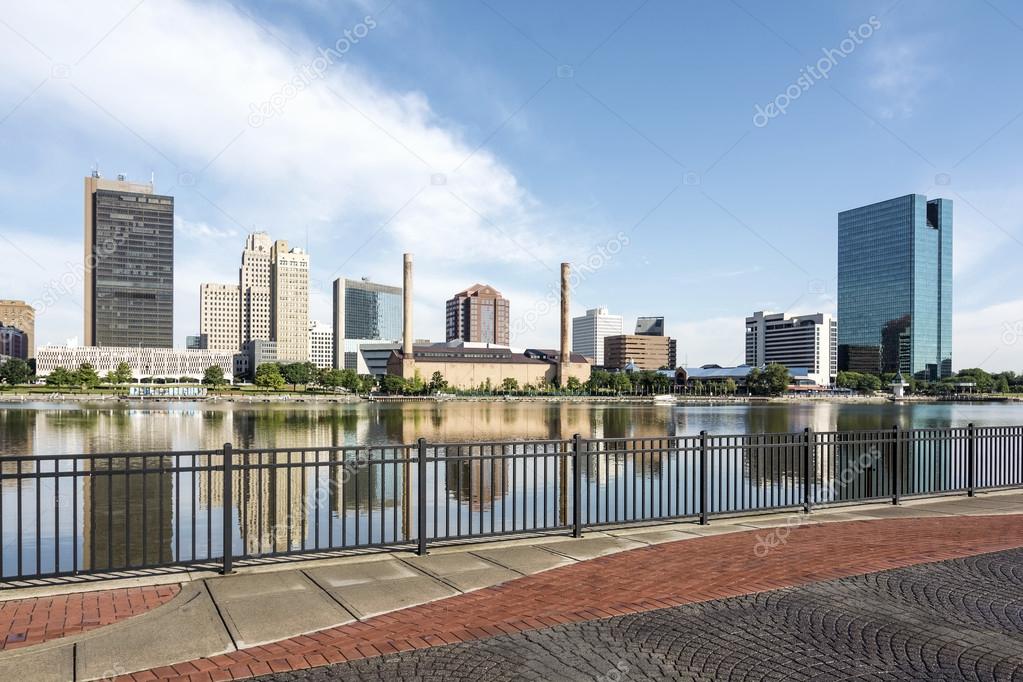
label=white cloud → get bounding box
[867,37,937,119]
[954,298,1023,371]
[0,0,591,347]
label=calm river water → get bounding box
[2,399,1023,455]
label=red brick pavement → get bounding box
[122,515,1023,681]
[0,584,180,651]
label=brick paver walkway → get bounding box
[261,547,1023,681]
[0,585,179,651]
[130,515,1023,681]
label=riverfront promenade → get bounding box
[1,491,1022,681]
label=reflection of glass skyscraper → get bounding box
[837,194,952,379]
[332,278,402,370]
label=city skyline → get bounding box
[1,2,1021,370]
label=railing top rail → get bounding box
[0,448,225,462]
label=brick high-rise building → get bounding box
[445,284,509,346]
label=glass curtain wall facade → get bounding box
[837,194,952,380]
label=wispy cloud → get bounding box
[867,36,938,119]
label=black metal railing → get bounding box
[1,424,1021,583]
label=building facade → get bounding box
[270,240,309,362]
[572,306,624,364]
[239,232,273,348]
[445,284,509,346]
[0,300,35,358]
[745,311,837,386]
[386,341,589,390]
[84,173,174,348]
[331,277,402,370]
[35,345,234,381]
[603,334,671,371]
[0,326,29,360]
[838,194,952,379]
[308,320,333,369]
[199,283,241,352]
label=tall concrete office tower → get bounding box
[239,232,273,347]
[572,306,624,364]
[838,194,952,379]
[199,283,241,352]
[270,239,309,362]
[84,172,174,348]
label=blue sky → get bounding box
[1,0,1021,370]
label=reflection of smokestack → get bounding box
[403,253,413,356]
[560,262,570,377]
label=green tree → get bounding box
[253,363,286,390]
[610,372,632,394]
[380,374,407,394]
[281,362,316,389]
[74,363,101,389]
[317,368,345,389]
[995,375,1010,393]
[566,376,582,393]
[45,367,74,387]
[202,365,227,387]
[723,378,737,395]
[500,377,519,393]
[357,374,377,393]
[428,371,448,393]
[0,358,32,385]
[748,363,790,396]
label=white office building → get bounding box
[745,311,837,386]
[35,345,235,381]
[308,321,334,370]
[572,306,624,365]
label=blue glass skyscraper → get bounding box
[837,194,952,380]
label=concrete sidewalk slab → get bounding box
[471,546,574,574]
[541,536,645,561]
[0,643,72,682]
[306,561,457,618]
[615,529,701,544]
[206,570,355,648]
[403,553,521,592]
[75,582,233,681]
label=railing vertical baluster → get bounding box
[417,438,428,556]
[892,425,901,506]
[967,423,976,497]
[803,427,813,514]
[699,430,709,525]
[572,434,583,538]
[221,443,233,575]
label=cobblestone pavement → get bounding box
[258,548,1023,681]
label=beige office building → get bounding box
[271,240,309,362]
[604,334,672,371]
[0,300,35,358]
[240,232,273,347]
[199,283,241,352]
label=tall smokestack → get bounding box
[560,262,570,382]
[403,253,413,357]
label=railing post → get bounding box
[221,443,234,575]
[699,430,709,525]
[417,438,428,556]
[967,422,976,497]
[803,427,813,514]
[572,434,583,538]
[892,424,901,506]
